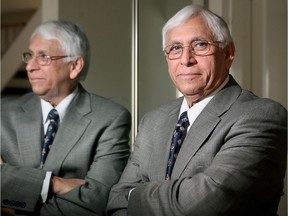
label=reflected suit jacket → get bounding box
[1,85,131,216]
[107,76,287,216]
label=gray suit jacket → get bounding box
[107,76,287,216]
[1,85,131,216]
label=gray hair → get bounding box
[31,20,91,81]
[162,4,233,49]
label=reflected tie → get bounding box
[40,109,59,169]
[165,111,190,180]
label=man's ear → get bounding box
[224,42,235,70]
[70,57,84,80]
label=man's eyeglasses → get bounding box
[163,40,222,60]
[22,52,71,66]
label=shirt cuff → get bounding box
[128,188,135,200]
[41,171,52,203]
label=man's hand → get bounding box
[50,176,85,196]
[1,208,15,216]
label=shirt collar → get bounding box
[180,76,229,124]
[41,87,78,124]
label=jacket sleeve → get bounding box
[1,164,47,212]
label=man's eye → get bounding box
[170,45,182,52]
[194,41,208,48]
[39,54,49,59]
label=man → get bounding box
[1,20,131,216]
[107,4,287,216]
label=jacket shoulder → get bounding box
[1,92,37,111]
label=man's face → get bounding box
[26,35,74,104]
[165,15,234,106]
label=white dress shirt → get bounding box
[40,87,78,202]
[180,76,229,130]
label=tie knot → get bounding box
[177,111,189,128]
[48,109,59,122]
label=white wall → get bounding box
[251,0,287,108]
[209,0,287,108]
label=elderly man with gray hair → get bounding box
[107,4,287,216]
[1,20,131,216]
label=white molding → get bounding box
[131,0,139,147]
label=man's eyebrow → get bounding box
[167,36,209,46]
[166,41,182,46]
[27,49,47,55]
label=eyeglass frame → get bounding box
[22,52,72,66]
[163,40,222,60]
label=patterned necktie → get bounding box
[165,111,190,180]
[40,109,59,169]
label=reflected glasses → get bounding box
[22,52,71,66]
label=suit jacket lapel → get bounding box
[148,98,183,180]
[43,88,91,174]
[172,76,242,179]
[17,95,43,168]
[172,105,221,178]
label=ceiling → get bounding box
[1,0,41,13]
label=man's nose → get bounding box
[180,46,197,66]
[25,57,39,72]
